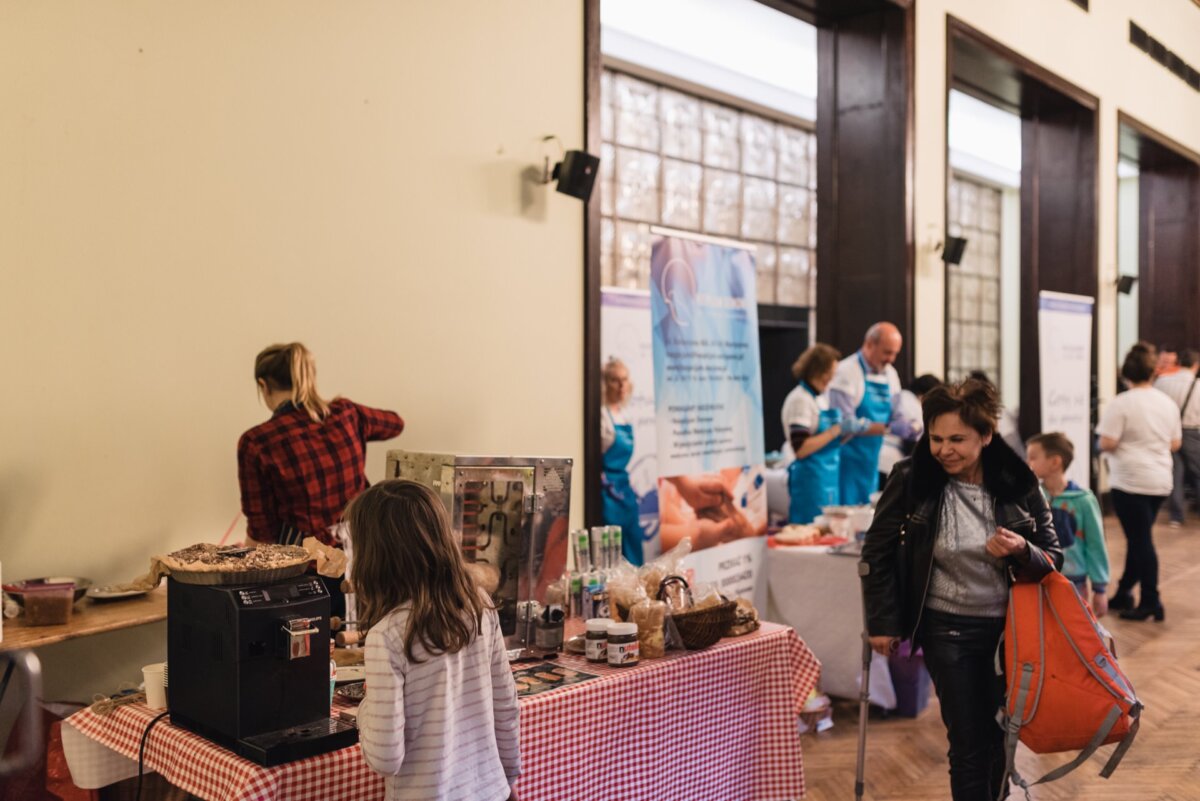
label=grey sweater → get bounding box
[925,479,1009,618]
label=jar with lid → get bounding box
[585,618,610,663]
[606,622,639,667]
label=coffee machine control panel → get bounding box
[235,578,326,608]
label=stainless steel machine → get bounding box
[385,451,572,656]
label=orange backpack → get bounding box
[1000,571,1142,794]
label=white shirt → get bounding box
[360,599,520,801]
[600,405,629,453]
[1154,370,1200,429]
[879,389,923,475]
[828,352,902,427]
[1095,387,1182,496]
[779,384,826,462]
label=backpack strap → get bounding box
[1100,702,1143,779]
[1181,376,1198,422]
[1000,661,1036,796]
[1000,583,1046,798]
[1011,704,1124,790]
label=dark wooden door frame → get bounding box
[583,0,602,528]
[1118,111,1200,355]
[1118,111,1200,166]
[945,15,1099,485]
[940,14,1099,438]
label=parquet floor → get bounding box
[800,516,1200,801]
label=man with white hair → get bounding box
[829,322,906,505]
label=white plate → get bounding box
[86,587,150,600]
[335,665,366,684]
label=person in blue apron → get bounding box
[783,344,849,523]
[829,322,904,506]
[600,358,645,566]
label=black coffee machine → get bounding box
[167,575,357,765]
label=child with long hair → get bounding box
[348,480,520,801]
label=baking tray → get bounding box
[167,562,309,586]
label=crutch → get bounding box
[855,560,873,801]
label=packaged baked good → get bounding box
[690,582,724,612]
[727,597,761,637]
[606,564,648,621]
[630,599,667,659]
[638,539,692,601]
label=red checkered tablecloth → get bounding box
[65,622,820,801]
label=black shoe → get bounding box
[1108,594,1135,611]
[1119,604,1164,622]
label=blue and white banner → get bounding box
[1038,291,1094,489]
[600,289,662,561]
[650,232,766,477]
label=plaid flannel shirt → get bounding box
[237,398,404,545]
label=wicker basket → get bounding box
[657,575,737,650]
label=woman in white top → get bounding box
[783,343,867,523]
[1096,343,1183,622]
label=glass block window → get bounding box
[599,70,818,306]
[946,174,1003,386]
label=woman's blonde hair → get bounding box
[791,343,841,383]
[254,342,331,423]
[346,480,487,663]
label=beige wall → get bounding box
[912,0,1200,405]
[0,1,583,697]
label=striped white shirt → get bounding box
[360,600,520,801]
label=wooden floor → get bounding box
[800,515,1200,801]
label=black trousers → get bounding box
[1111,489,1166,609]
[919,609,1008,801]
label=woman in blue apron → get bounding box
[783,345,846,524]
[839,352,894,505]
[601,358,645,565]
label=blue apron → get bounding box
[601,408,645,566]
[839,353,893,505]
[787,382,843,524]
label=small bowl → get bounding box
[3,577,92,607]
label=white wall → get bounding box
[0,1,583,698]
[913,0,1200,410]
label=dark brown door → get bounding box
[1138,151,1200,350]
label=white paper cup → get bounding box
[142,663,167,709]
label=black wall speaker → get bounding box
[552,150,600,201]
[942,236,968,265]
[1116,274,1137,295]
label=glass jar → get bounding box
[607,622,639,667]
[585,618,610,663]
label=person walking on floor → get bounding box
[1153,347,1200,528]
[1026,432,1111,617]
[861,379,1061,801]
[1098,343,1182,621]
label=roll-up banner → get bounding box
[649,228,768,609]
[1038,290,1095,490]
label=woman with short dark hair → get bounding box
[782,343,846,523]
[1098,343,1182,621]
[861,379,1062,800]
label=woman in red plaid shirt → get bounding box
[237,342,404,614]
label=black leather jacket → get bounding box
[860,436,1063,642]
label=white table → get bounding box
[766,544,896,708]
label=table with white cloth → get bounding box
[766,544,897,708]
[63,622,821,801]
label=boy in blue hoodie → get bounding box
[1027,432,1111,617]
